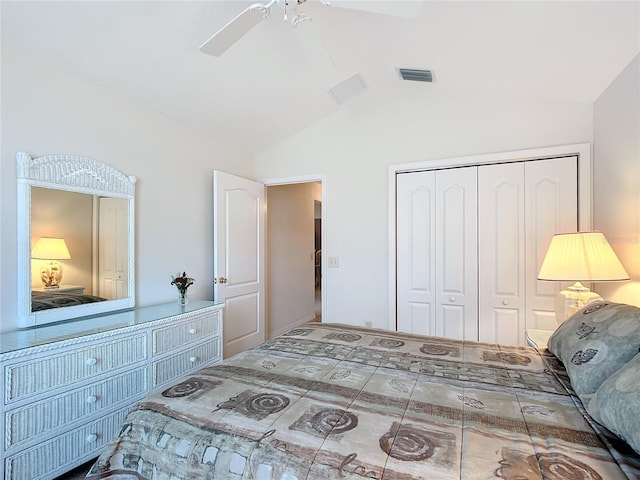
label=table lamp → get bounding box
[538,231,629,323]
[31,237,71,288]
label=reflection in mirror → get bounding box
[17,152,136,327]
[30,187,130,312]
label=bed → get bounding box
[31,290,107,312]
[86,302,640,479]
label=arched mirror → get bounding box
[17,152,136,327]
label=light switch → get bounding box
[328,256,339,268]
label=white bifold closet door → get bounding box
[396,156,578,345]
[396,167,478,340]
[478,157,578,345]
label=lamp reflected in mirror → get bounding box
[538,231,629,323]
[31,237,71,289]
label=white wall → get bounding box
[266,183,320,337]
[1,47,255,331]
[593,54,640,305]
[255,85,593,329]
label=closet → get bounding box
[396,156,578,345]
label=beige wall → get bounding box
[30,188,94,292]
[593,54,640,305]
[266,183,321,337]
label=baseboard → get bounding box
[268,314,316,339]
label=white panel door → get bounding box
[98,197,128,300]
[478,163,525,345]
[435,167,478,341]
[396,172,436,335]
[525,156,578,330]
[213,171,265,358]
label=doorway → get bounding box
[265,180,323,338]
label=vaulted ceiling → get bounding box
[2,1,639,153]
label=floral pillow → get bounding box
[587,352,640,455]
[547,301,640,399]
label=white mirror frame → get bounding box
[17,152,136,327]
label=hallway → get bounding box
[315,286,321,322]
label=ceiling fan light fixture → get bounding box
[285,0,314,26]
[291,11,312,27]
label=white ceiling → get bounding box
[2,1,639,154]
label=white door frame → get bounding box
[388,143,592,331]
[259,174,327,327]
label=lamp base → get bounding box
[555,282,602,324]
[40,261,63,288]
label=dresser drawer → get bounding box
[6,366,147,449]
[5,334,147,404]
[152,309,221,356]
[4,405,130,480]
[152,338,221,388]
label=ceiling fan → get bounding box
[199,0,323,57]
[199,0,422,57]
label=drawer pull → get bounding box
[189,356,197,363]
[86,395,98,404]
[85,357,98,366]
[189,328,197,334]
[86,433,98,443]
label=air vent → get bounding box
[398,68,433,82]
[328,73,368,105]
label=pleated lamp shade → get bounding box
[31,237,71,260]
[538,232,629,282]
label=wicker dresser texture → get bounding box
[1,300,223,480]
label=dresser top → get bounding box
[1,300,223,355]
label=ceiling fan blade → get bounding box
[199,3,273,57]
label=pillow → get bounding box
[547,301,640,398]
[587,352,640,455]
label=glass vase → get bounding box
[178,290,188,306]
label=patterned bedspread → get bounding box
[86,323,640,479]
[31,290,106,311]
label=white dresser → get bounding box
[0,300,223,480]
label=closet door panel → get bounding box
[482,308,521,346]
[525,156,578,330]
[396,172,436,335]
[435,167,478,341]
[438,305,466,340]
[478,163,525,345]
